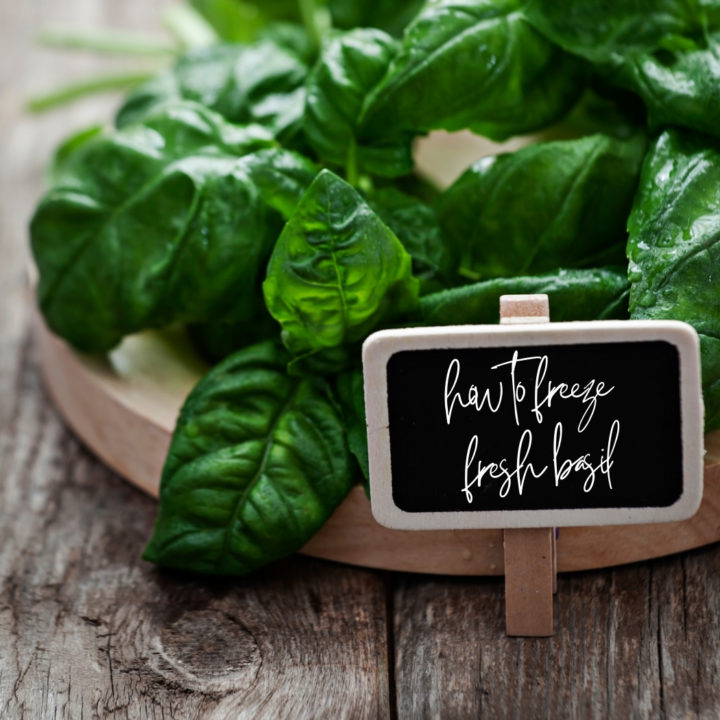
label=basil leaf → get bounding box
[143,341,353,575]
[368,186,454,293]
[263,169,420,358]
[30,103,277,353]
[438,133,646,281]
[116,41,308,142]
[615,32,720,140]
[523,0,713,63]
[304,28,413,178]
[416,268,630,325]
[359,0,584,141]
[627,129,720,430]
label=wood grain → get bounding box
[394,547,720,719]
[0,391,391,718]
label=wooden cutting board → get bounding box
[34,312,720,576]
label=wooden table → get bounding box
[3,1,720,717]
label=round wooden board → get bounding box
[34,311,720,576]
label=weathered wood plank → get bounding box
[393,548,720,719]
[0,411,391,718]
[0,1,392,718]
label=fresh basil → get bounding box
[523,0,713,63]
[524,1,720,140]
[143,341,353,574]
[116,41,309,141]
[438,133,646,281]
[263,169,419,361]
[30,3,720,577]
[615,32,720,140]
[303,28,413,178]
[31,103,277,352]
[416,267,629,326]
[627,129,720,430]
[360,0,584,141]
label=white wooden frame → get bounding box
[363,320,704,530]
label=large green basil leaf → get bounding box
[438,133,646,281]
[31,103,277,353]
[523,0,714,63]
[116,42,308,142]
[524,1,720,139]
[416,267,629,325]
[615,31,720,140]
[263,169,420,359]
[143,341,353,575]
[627,129,720,430]
[304,28,413,178]
[359,0,584,142]
[368,187,454,293]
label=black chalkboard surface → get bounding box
[363,321,704,530]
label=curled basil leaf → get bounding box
[627,129,720,430]
[31,103,277,353]
[438,133,646,281]
[143,341,353,575]
[416,267,629,326]
[304,28,413,178]
[523,0,713,63]
[615,32,720,140]
[116,41,308,142]
[263,169,419,359]
[359,0,584,141]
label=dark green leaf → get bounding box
[438,133,646,281]
[359,0,584,142]
[368,187,454,293]
[116,41,308,142]
[627,129,720,430]
[304,28,413,178]
[523,0,714,63]
[615,31,720,140]
[143,340,353,575]
[186,312,279,363]
[31,103,277,353]
[416,268,629,326]
[263,169,420,358]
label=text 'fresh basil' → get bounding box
[363,321,703,530]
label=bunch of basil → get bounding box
[30,0,720,575]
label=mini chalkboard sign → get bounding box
[362,294,704,636]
